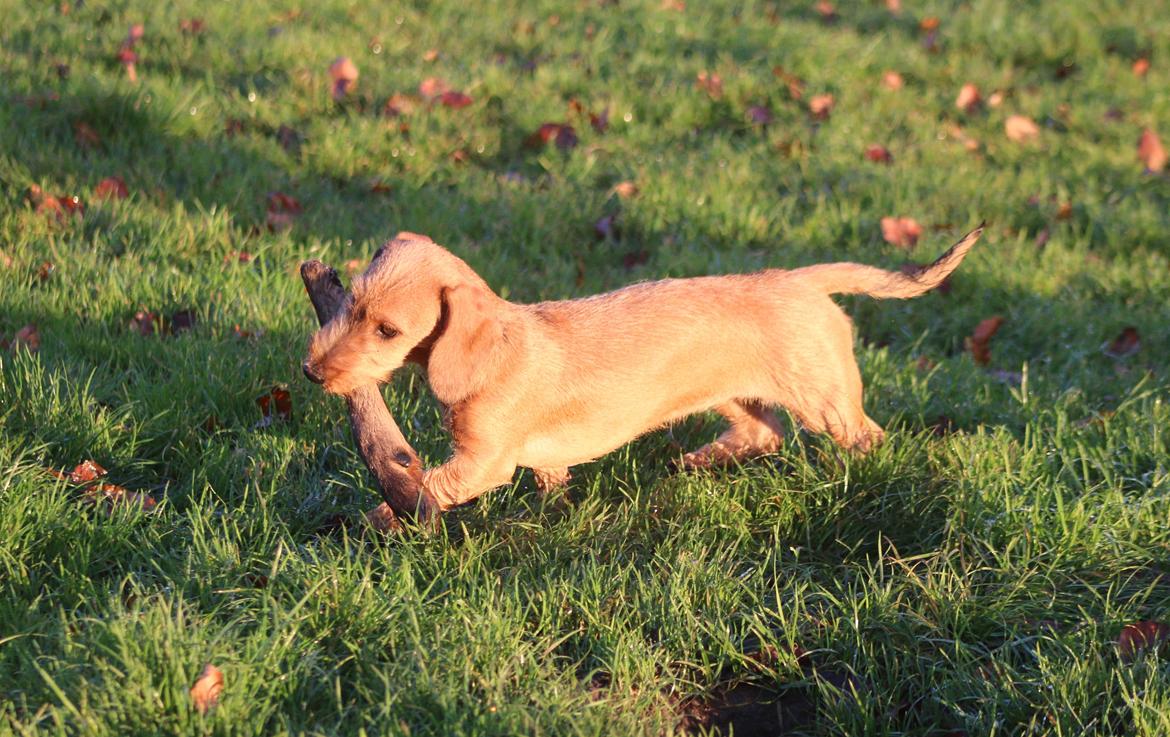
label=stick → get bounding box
[300,260,435,525]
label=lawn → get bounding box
[2,0,1169,735]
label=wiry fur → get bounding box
[305,226,983,510]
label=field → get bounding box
[2,1,1169,734]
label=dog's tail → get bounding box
[790,223,984,299]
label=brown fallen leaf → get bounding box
[864,145,893,164]
[987,90,1005,108]
[329,57,358,101]
[74,121,101,150]
[966,316,1004,366]
[69,459,106,483]
[1132,57,1150,77]
[266,192,302,232]
[94,176,128,201]
[1104,326,1140,359]
[9,324,41,353]
[1004,115,1040,143]
[117,46,138,83]
[170,309,197,334]
[815,1,837,23]
[129,310,161,336]
[526,123,578,151]
[382,92,420,117]
[1138,128,1166,172]
[190,664,224,715]
[772,65,805,100]
[0,250,11,269]
[955,83,981,114]
[611,181,639,199]
[882,70,904,90]
[1118,621,1170,660]
[696,70,723,99]
[808,94,834,120]
[223,251,253,264]
[418,77,449,99]
[880,216,922,249]
[276,124,302,154]
[83,481,157,511]
[256,386,293,425]
[438,90,472,109]
[179,18,206,35]
[885,0,902,13]
[590,108,609,134]
[364,503,403,533]
[423,48,440,63]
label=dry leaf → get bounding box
[423,48,440,63]
[885,0,902,13]
[1138,128,1166,172]
[955,83,981,114]
[882,71,904,90]
[987,90,1005,108]
[94,176,128,201]
[266,192,302,232]
[73,121,101,149]
[880,217,922,249]
[1004,115,1040,143]
[438,90,472,109]
[1104,327,1140,359]
[170,309,196,334]
[1132,57,1150,77]
[815,1,837,23]
[179,18,206,35]
[526,123,578,151]
[256,386,293,424]
[966,316,1004,366]
[382,93,419,117]
[611,181,639,199]
[190,664,224,714]
[696,70,723,99]
[365,503,402,533]
[864,145,893,164]
[9,324,41,353]
[69,459,107,483]
[418,77,449,99]
[329,57,358,101]
[808,94,834,120]
[1118,621,1170,660]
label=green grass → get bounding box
[2,0,1169,734]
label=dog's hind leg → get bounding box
[681,400,785,469]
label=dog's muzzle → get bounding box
[302,361,325,384]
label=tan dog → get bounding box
[304,226,982,510]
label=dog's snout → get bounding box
[302,361,325,384]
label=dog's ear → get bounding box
[426,283,507,404]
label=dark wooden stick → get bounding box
[300,260,435,524]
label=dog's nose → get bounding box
[302,361,325,384]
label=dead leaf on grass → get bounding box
[256,386,293,426]
[94,176,128,201]
[1004,115,1040,143]
[955,83,981,114]
[329,57,358,101]
[1104,326,1140,359]
[1118,621,1170,660]
[696,70,723,99]
[966,316,1004,366]
[808,94,834,120]
[864,145,892,164]
[880,217,922,249]
[611,181,639,199]
[190,664,224,714]
[882,71,904,90]
[266,192,302,232]
[1138,128,1166,172]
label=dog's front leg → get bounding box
[422,450,517,511]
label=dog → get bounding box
[304,225,982,511]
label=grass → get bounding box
[1,0,1169,734]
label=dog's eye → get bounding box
[377,324,399,339]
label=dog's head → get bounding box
[303,232,507,403]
